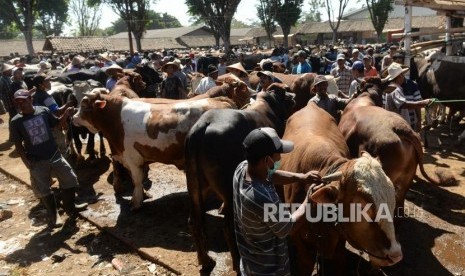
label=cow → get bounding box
[133,63,162,98]
[51,69,108,87]
[72,92,237,210]
[66,81,106,164]
[249,72,339,113]
[185,83,295,274]
[410,51,465,126]
[338,82,454,219]
[281,102,402,275]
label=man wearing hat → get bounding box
[226,62,249,84]
[309,75,350,122]
[0,63,15,120]
[233,127,322,276]
[160,61,186,99]
[9,89,87,231]
[348,61,365,98]
[194,64,218,95]
[331,53,353,96]
[104,64,124,91]
[256,71,282,92]
[384,63,431,128]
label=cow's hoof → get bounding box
[200,258,216,276]
[143,191,153,199]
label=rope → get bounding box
[428,98,465,107]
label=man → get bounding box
[217,55,227,76]
[194,64,218,95]
[309,75,350,122]
[0,63,16,121]
[32,73,71,116]
[331,54,353,96]
[363,55,378,77]
[256,71,282,92]
[9,89,87,230]
[160,61,186,99]
[381,45,398,71]
[349,48,361,65]
[11,67,29,95]
[384,63,431,127]
[104,63,123,92]
[348,61,365,98]
[233,127,322,276]
[293,50,312,74]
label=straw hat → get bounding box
[226,62,247,75]
[105,63,123,72]
[72,55,86,66]
[1,63,15,73]
[99,52,111,61]
[383,62,409,82]
[161,61,180,72]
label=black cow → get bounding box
[196,56,220,76]
[134,64,162,98]
[185,83,295,274]
[52,69,108,87]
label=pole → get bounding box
[404,5,412,66]
[446,16,452,56]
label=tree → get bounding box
[325,0,350,42]
[1,0,37,55]
[275,0,303,48]
[300,0,323,23]
[106,11,181,36]
[231,18,251,28]
[257,0,278,48]
[366,0,393,42]
[69,0,102,36]
[36,0,68,36]
[186,0,241,53]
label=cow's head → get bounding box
[72,91,107,134]
[117,70,146,96]
[311,152,402,266]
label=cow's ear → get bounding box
[360,151,372,158]
[311,185,339,204]
[94,99,107,109]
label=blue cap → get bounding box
[352,61,364,71]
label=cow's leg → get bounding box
[291,231,316,275]
[112,160,125,195]
[98,131,106,157]
[86,132,97,160]
[222,203,240,273]
[72,127,85,166]
[128,164,145,210]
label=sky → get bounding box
[98,0,359,29]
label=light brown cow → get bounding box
[281,102,402,275]
[338,82,454,218]
[73,92,236,209]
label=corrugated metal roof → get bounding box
[230,28,253,36]
[43,36,114,53]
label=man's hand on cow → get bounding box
[306,183,324,200]
[302,170,322,184]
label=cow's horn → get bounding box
[321,171,343,183]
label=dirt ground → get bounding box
[0,113,464,275]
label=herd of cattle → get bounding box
[18,49,462,275]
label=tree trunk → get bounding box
[332,29,337,43]
[127,30,134,55]
[283,33,289,48]
[376,30,382,43]
[134,33,143,52]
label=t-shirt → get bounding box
[9,106,59,161]
[309,93,348,121]
[162,76,182,99]
[195,76,216,94]
[33,90,59,113]
[385,85,411,125]
[233,161,292,276]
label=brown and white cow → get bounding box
[281,102,402,275]
[72,92,237,209]
[338,83,454,218]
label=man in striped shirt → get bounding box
[233,127,322,276]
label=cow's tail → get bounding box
[403,131,456,185]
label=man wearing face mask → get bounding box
[233,127,322,276]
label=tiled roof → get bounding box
[108,26,211,39]
[0,40,46,57]
[43,36,114,53]
[108,37,186,51]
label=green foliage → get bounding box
[106,10,181,35]
[257,0,278,46]
[231,18,251,28]
[366,0,393,41]
[300,0,323,22]
[35,0,68,36]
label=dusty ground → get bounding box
[0,113,464,275]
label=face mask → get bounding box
[267,157,281,180]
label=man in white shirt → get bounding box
[194,64,218,95]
